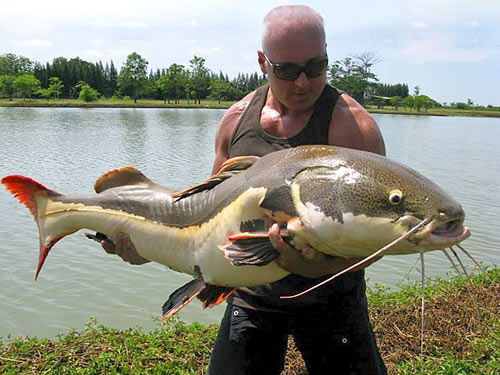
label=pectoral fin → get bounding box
[218,231,287,266]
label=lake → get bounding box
[0,107,498,339]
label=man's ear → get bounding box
[257,51,267,74]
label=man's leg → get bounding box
[208,304,289,375]
[291,308,387,375]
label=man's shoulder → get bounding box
[329,93,386,155]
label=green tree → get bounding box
[328,54,379,104]
[208,78,234,104]
[0,53,33,76]
[0,74,16,100]
[118,52,148,103]
[390,96,402,110]
[76,81,101,102]
[13,73,40,99]
[48,77,64,99]
[402,95,414,111]
[188,56,210,104]
[166,64,188,103]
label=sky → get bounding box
[1,0,499,106]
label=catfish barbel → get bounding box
[2,145,470,318]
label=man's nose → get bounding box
[294,72,310,88]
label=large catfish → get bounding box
[2,145,470,318]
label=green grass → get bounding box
[0,98,234,109]
[1,98,500,118]
[365,105,500,118]
[0,268,499,374]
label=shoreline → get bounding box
[1,268,498,374]
[1,99,500,118]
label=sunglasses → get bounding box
[263,54,328,81]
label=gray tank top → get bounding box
[228,84,367,313]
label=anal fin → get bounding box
[161,279,206,321]
[161,280,236,321]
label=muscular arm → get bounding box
[212,93,254,174]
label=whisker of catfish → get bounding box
[455,244,484,272]
[450,247,481,323]
[419,249,425,357]
[403,257,420,281]
[280,219,430,300]
[441,248,462,276]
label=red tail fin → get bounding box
[1,175,56,220]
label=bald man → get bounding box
[208,5,387,375]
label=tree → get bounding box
[76,81,101,102]
[402,95,414,111]
[0,53,33,76]
[118,52,148,103]
[48,77,64,99]
[209,78,235,104]
[329,57,377,104]
[390,96,402,110]
[0,74,16,100]
[413,86,420,96]
[13,73,40,99]
[188,56,210,104]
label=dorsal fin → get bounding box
[94,166,153,193]
[172,155,260,201]
[218,155,260,174]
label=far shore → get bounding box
[2,98,500,118]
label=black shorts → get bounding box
[208,303,387,375]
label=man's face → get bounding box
[259,29,327,112]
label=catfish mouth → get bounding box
[415,217,470,246]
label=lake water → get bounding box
[0,107,498,339]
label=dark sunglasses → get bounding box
[263,54,328,81]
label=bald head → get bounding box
[262,5,326,55]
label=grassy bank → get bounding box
[1,268,498,374]
[2,98,500,118]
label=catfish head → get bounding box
[265,147,471,258]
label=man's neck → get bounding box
[260,89,315,138]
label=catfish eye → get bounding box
[389,190,403,205]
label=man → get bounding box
[208,6,386,375]
[101,5,387,375]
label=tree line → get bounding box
[0,52,267,103]
[0,51,452,111]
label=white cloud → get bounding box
[93,21,150,29]
[411,21,431,29]
[397,35,489,63]
[468,19,480,28]
[192,46,222,56]
[187,19,199,28]
[11,39,52,47]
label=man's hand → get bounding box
[268,223,379,278]
[86,232,151,265]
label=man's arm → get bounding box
[212,94,254,174]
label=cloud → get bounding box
[191,46,222,56]
[397,35,489,63]
[11,39,52,47]
[411,21,431,29]
[93,21,150,29]
[187,19,199,28]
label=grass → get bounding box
[0,98,233,110]
[1,268,498,374]
[365,105,500,118]
[1,98,500,118]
